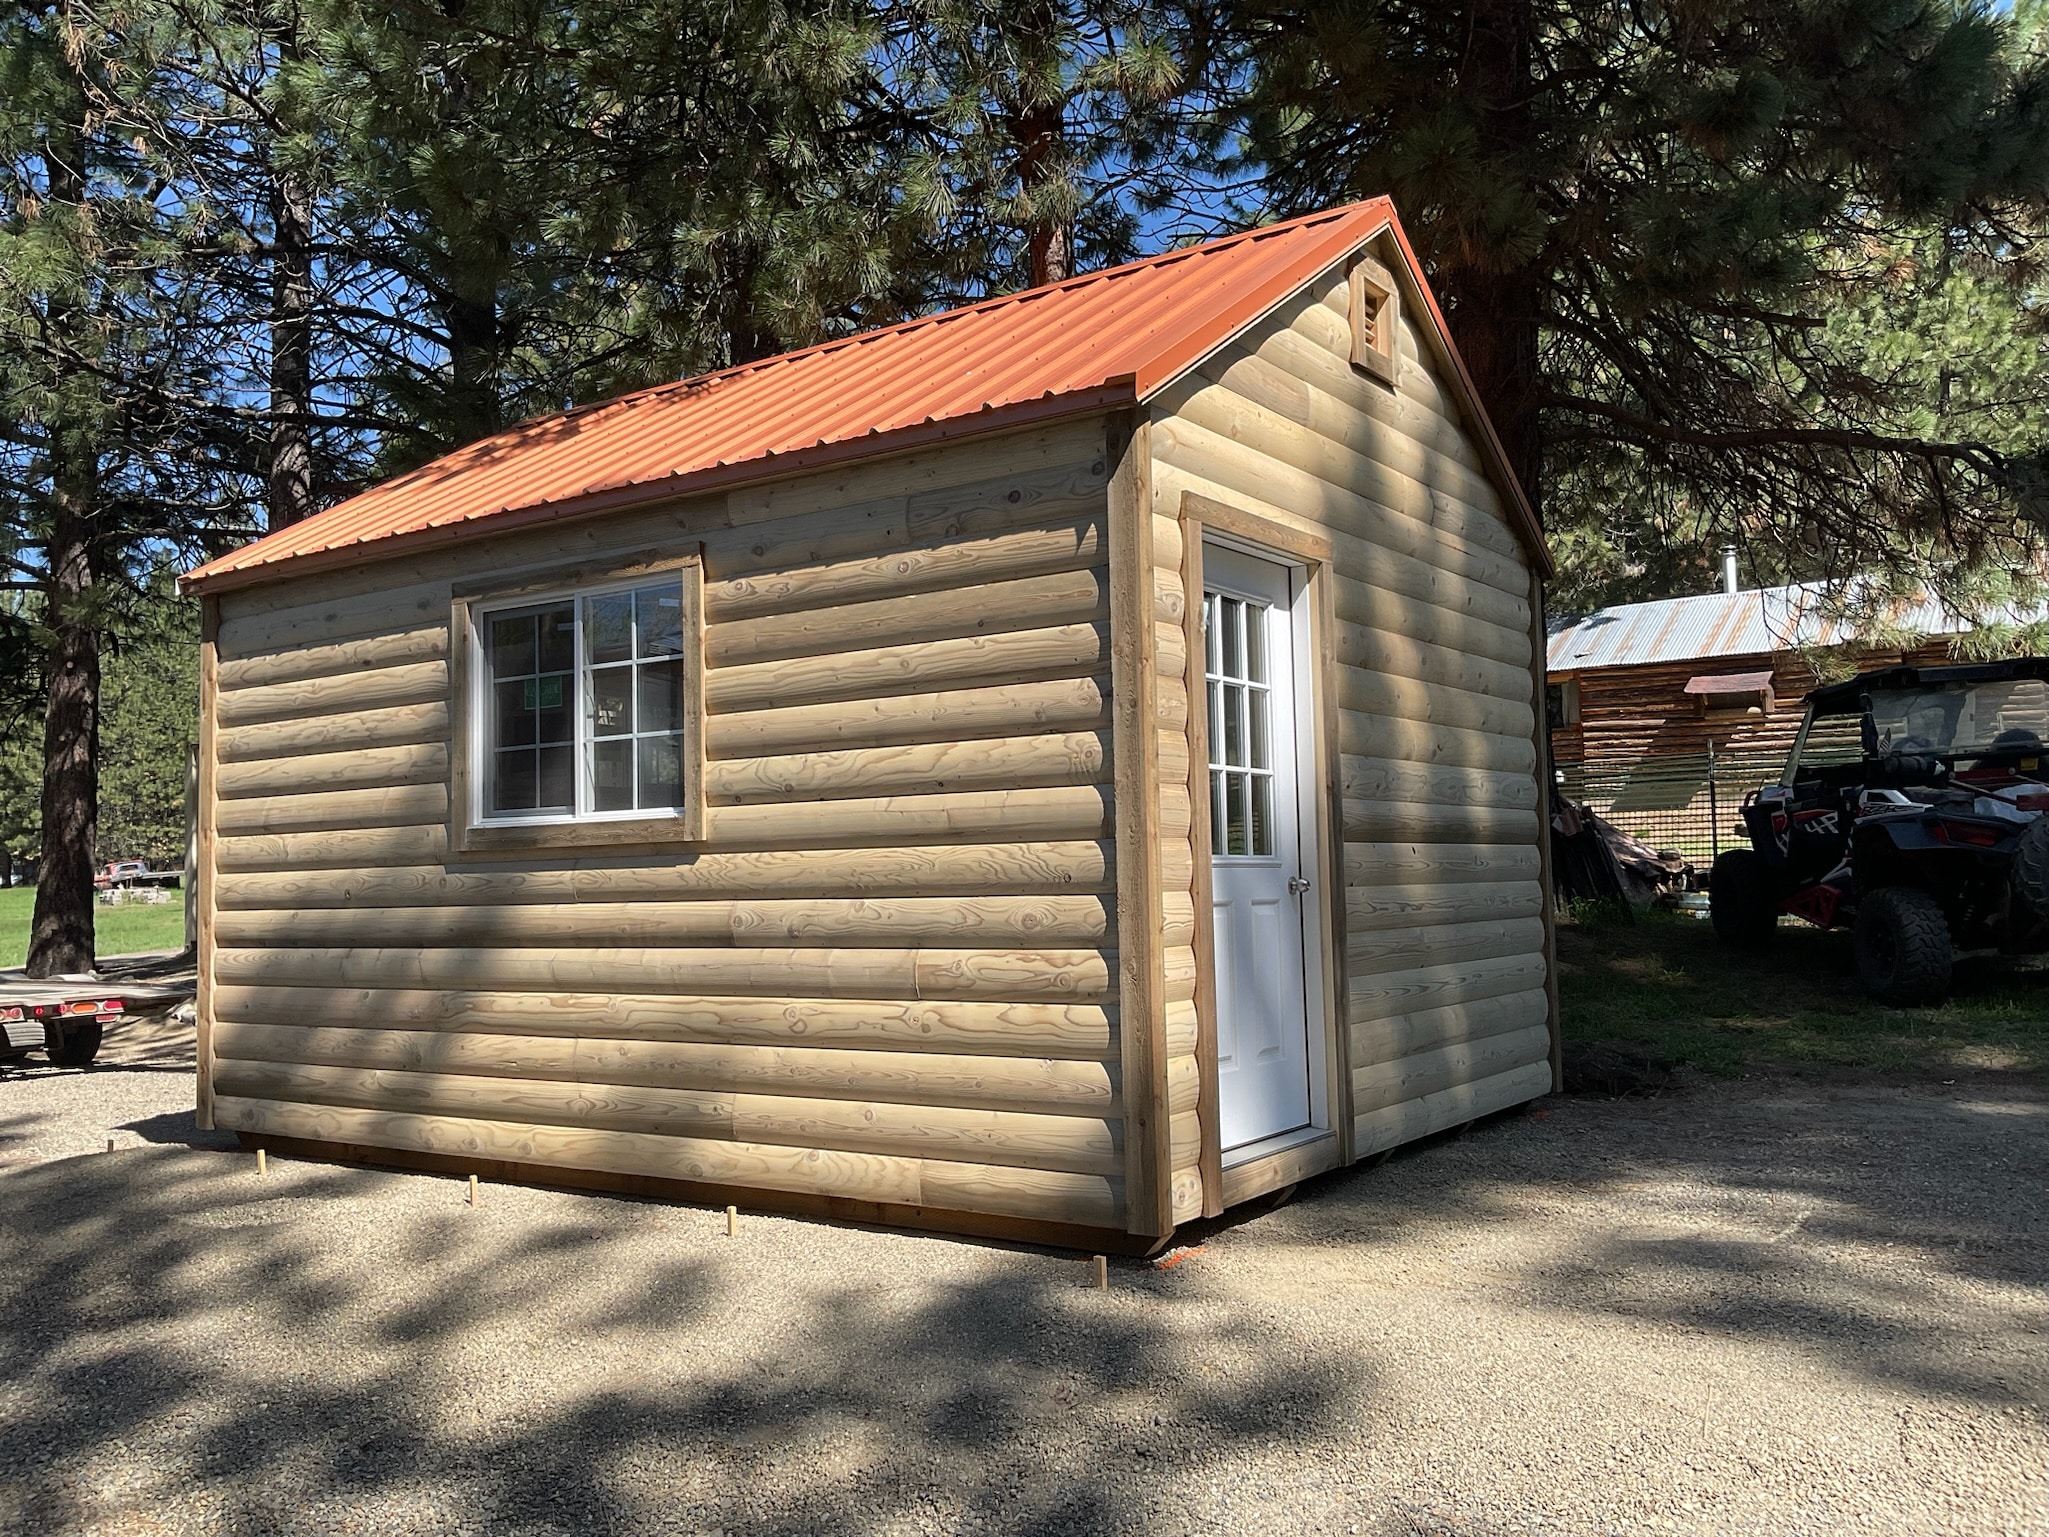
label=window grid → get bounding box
[1206,590,1275,858]
[477,577,688,824]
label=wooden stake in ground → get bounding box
[256,1147,267,1176]
[1093,1254,1109,1290]
[725,1204,738,1237]
[104,1138,112,1154]
[468,1173,479,1207]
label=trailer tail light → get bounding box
[0,1006,21,1023]
[45,999,123,1017]
[1933,820,2003,848]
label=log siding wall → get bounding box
[1148,261,1554,1167]
[1551,640,1961,768]
[203,421,1142,1232]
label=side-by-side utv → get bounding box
[1711,659,2049,1005]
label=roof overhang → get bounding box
[179,385,1134,598]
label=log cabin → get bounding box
[180,199,1559,1250]
[1546,575,2044,771]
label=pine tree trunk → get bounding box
[1447,265,1544,511]
[445,291,501,444]
[1438,0,1544,514]
[28,62,100,978]
[267,167,316,528]
[1010,0,1072,288]
[725,240,780,365]
[28,455,100,979]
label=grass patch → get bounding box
[0,885,189,971]
[1558,908,2049,1081]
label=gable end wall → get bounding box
[1149,262,1555,1184]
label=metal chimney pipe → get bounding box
[1721,544,1739,596]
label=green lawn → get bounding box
[1559,905,2049,1081]
[0,885,189,971]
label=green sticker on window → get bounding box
[523,676,564,710]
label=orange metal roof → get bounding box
[186,198,1545,592]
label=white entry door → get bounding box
[1204,544,1315,1153]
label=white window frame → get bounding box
[450,551,704,852]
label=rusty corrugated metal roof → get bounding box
[1548,582,2048,672]
[185,198,1547,593]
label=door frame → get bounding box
[1179,490,1350,1216]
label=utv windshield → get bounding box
[1867,678,2049,757]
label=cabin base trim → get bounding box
[233,1131,1173,1256]
[1216,1129,1341,1210]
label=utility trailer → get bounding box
[0,975,194,1067]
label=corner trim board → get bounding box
[1110,412,1172,1237]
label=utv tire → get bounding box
[1855,887,1953,1007]
[1710,849,1778,946]
[44,1017,102,1067]
[2012,817,2049,927]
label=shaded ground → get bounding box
[1560,909,2049,1080]
[1,1009,2042,1535]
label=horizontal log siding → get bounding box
[206,421,1135,1230]
[1150,267,1551,1168]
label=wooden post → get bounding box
[1180,513,1226,1219]
[194,597,221,1130]
[1107,412,1172,1239]
[725,1204,738,1236]
[1092,1254,1109,1290]
[104,1137,113,1154]
[256,1147,267,1176]
[468,1173,479,1207]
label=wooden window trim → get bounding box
[1348,254,1401,389]
[450,548,705,856]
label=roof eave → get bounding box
[180,383,1136,598]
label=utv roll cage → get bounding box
[1779,658,2049,786]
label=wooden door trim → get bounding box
[1180,487,1350,1209]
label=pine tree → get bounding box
[0,2,236,972]
[882,1,1196,303]
[1212,0,2049,610]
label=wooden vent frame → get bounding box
[1349,255,1401,388]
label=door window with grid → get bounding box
[1207,590,1277,857]
[476,576,692,823]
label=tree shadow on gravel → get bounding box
[1,1073,2042,1536]
[0,1147,1356,1537]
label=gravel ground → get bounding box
[0,1021,2042,1536]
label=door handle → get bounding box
[1287,875,1312,895]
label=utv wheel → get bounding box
[1855,887,1953,1007]
[2012,817,2049,928]
[1710,849,1779,946]
[44,1017,102,1067]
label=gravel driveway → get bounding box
[0,1019,2041,1536]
